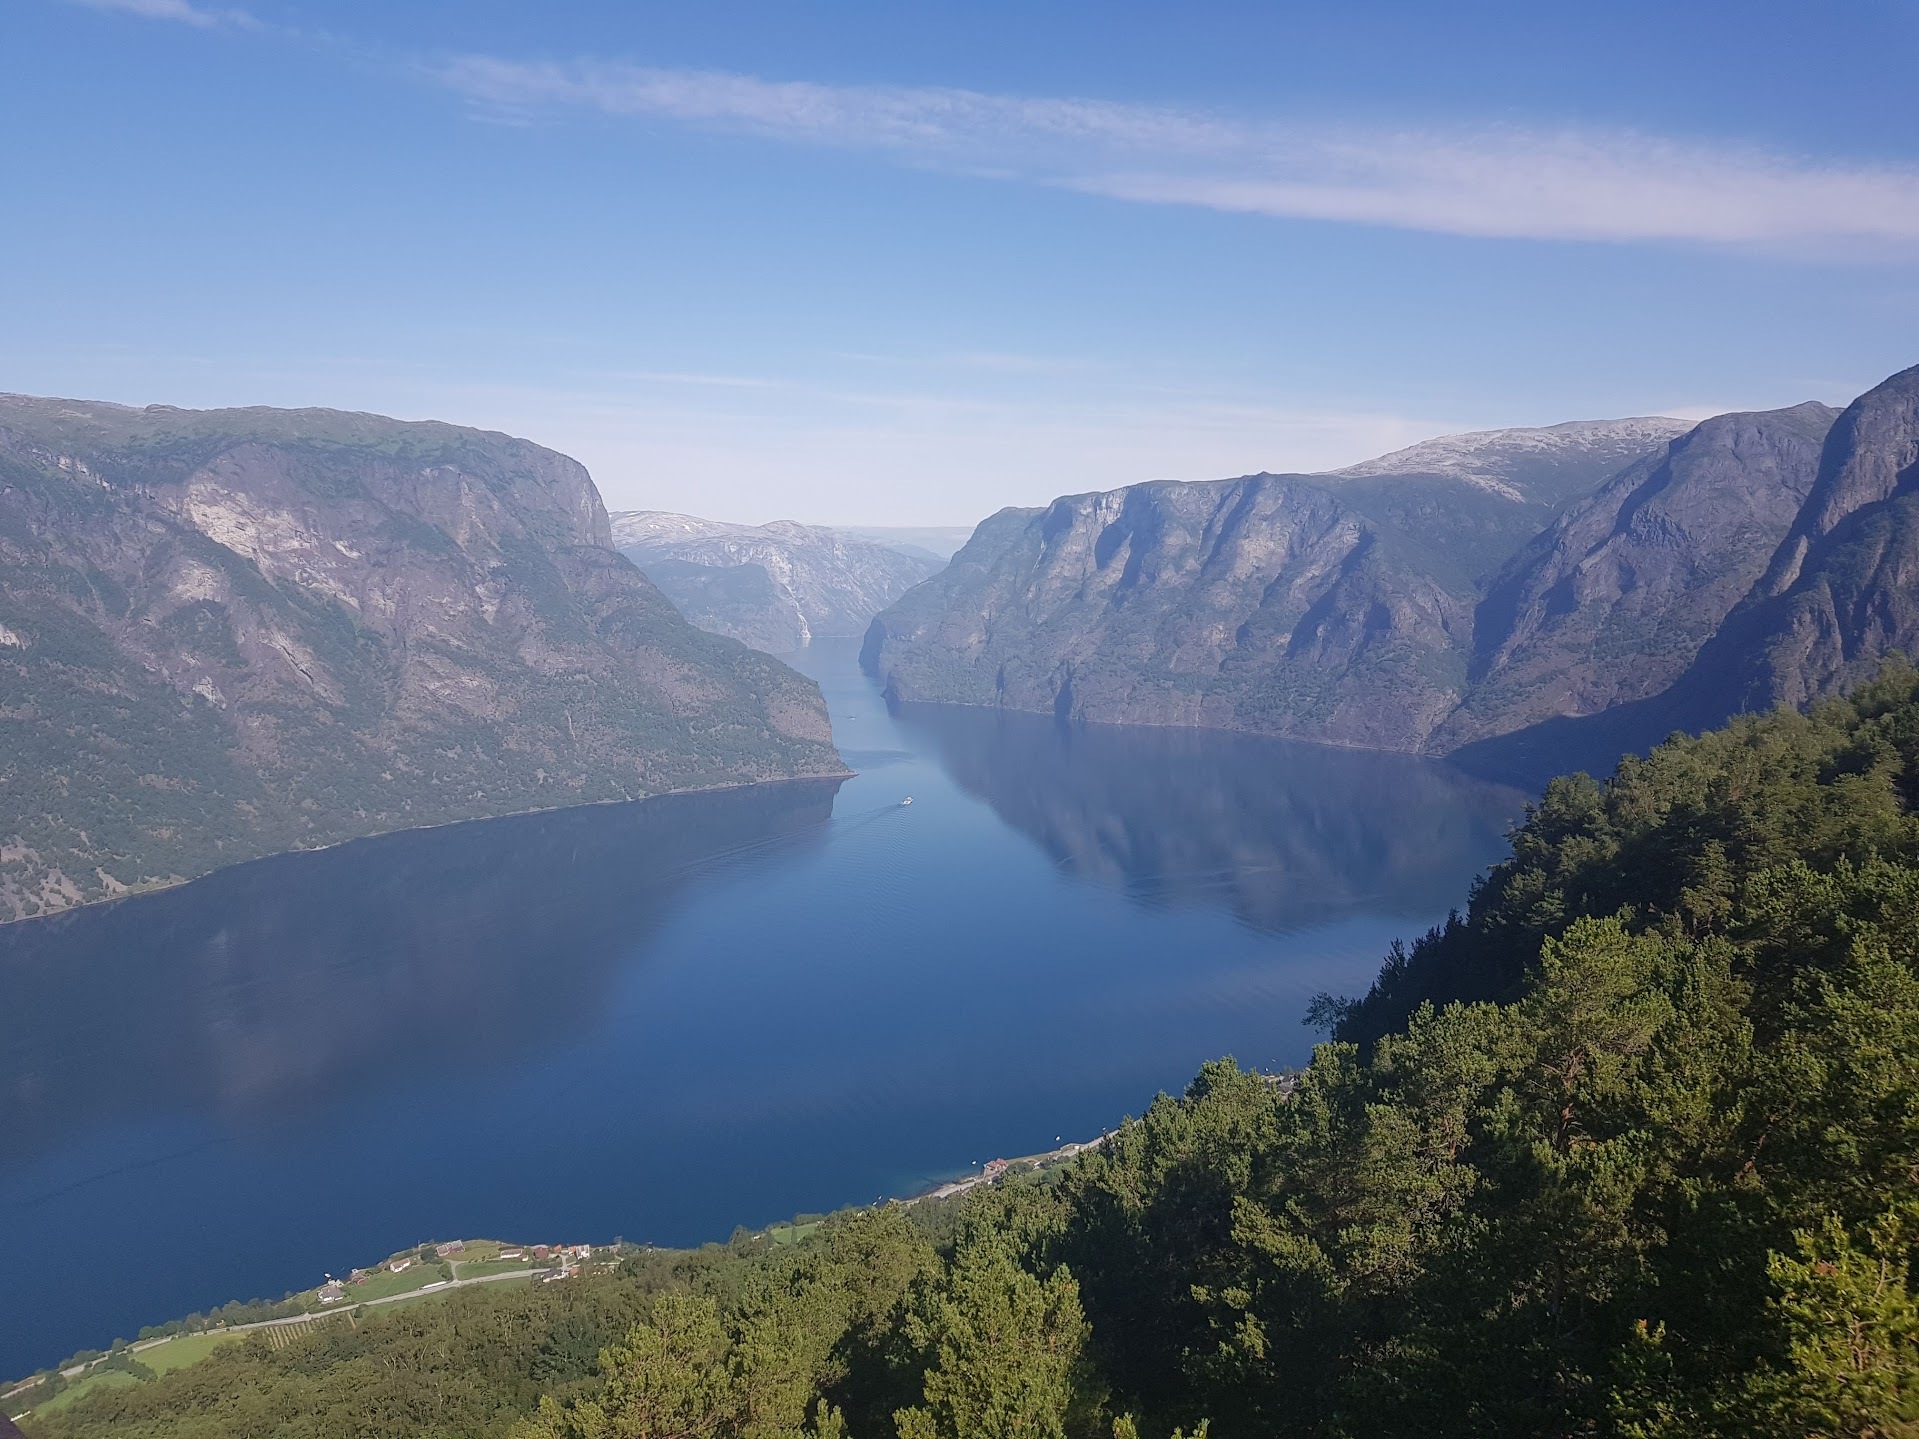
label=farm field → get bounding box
[140,1332,241,1376]
[338,1264,453,1304]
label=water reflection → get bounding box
[0,779,842,1164]
[0,640,1531,1377]
[893,705,1524,934]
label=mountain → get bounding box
[1321,416,1700,584]
[833,525,978,563]
[1679,364,1919,718]
[1439,401,1839,748]
[0,396,845,922]
[610,511,942,652]
[863,417,1692,753]
[1445,365,1919,782]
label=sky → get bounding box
[5,1,1918,525]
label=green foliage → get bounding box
[894,1228,1090,1439]
[515,1293,743,1439]
[1338,655,1919,1045]
[23,663,1919,1437]
[1746,1209,1919,1437]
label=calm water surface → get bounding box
[0,639,1524,1374]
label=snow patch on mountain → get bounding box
[1323,417,1695,500]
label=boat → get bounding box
[900,796,913,806]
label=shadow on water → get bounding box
[891,704,1528,935]
[0,778,843,1169]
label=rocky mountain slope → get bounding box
[0,396,845,921]
[611,511,941,652]
[1452,366,1919,780]
[1323,417,1698,585]
[1678,364,1919,719]
[1439,401,1840,747]
[863,417,1693,753]
[868,369,1919,767]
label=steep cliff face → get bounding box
[1677,365,1919,717]
[611,511,941,652]
[864,419,1690,752]
[865,476,1470,752]
[0,396,845,920]
[1441,402,1838,746]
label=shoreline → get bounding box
[4,1124,1120,1402]
[900,1130,1116,1204]
[0,768,852,932]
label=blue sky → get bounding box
[5,1,1918,524]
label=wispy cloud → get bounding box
[68,0,251,28]
[434,57,1919,256]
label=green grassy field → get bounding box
[375,1272,539,1315]
[339,1263,451,1304]
[766,1222,822,1247]
[138,1331,243,1376]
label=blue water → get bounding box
[0,639,1524,1376]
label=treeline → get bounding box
[26,664,1919,1437]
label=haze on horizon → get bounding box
[5,0,1917,525]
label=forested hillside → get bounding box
[25,664,1919,1438]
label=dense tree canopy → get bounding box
[25,662,1919,1438]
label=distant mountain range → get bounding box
[832,526,977,563]
[0,397,846,921]
[8,363,1911,920]
[610,511,944,652]
[865,364,1919,773]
